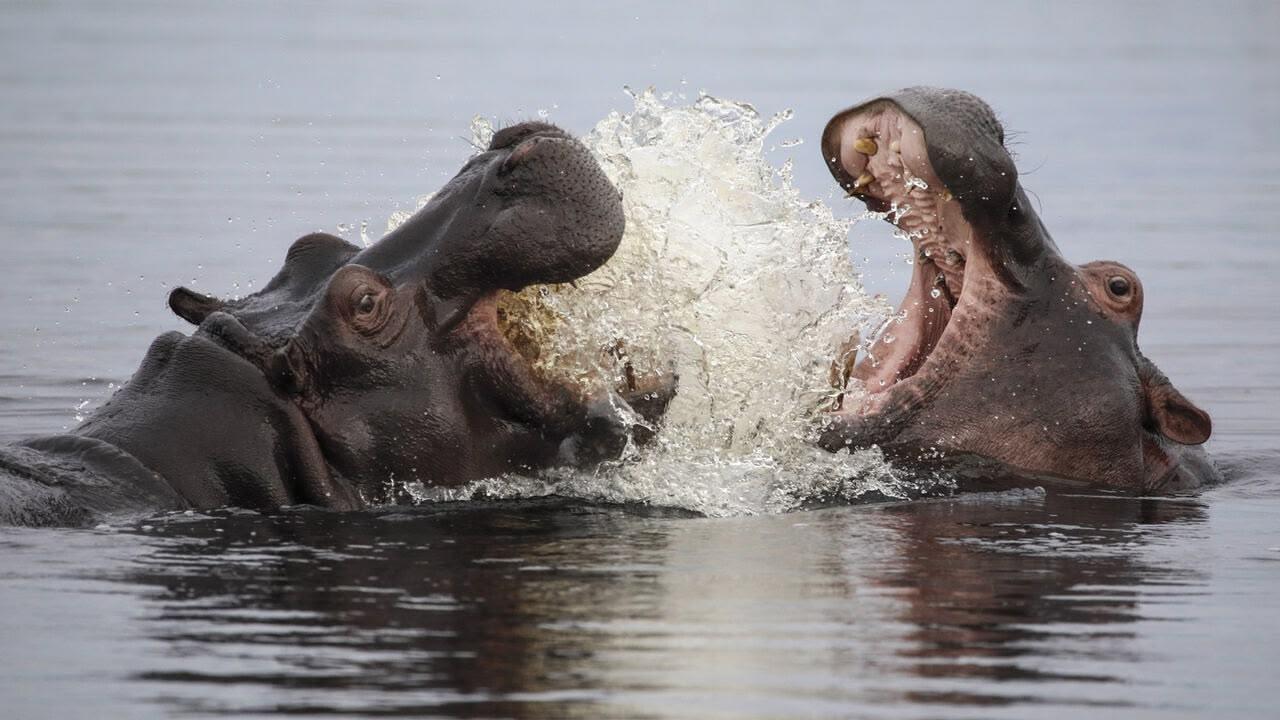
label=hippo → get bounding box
[818,87,1217,491]
[0,122,674,526]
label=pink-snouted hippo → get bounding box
[819,88,1216,491]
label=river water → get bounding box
[2,1,1278,718]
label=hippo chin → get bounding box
[1,122,674,526]
[818,88,1216,491]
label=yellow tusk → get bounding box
[852,137,878,156]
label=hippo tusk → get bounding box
[852,137,878,156]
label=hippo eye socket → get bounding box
[356,292,376,315]
[1107,275,1132,298]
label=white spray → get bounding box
[404,89,938,516]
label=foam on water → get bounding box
[404,89,942,516]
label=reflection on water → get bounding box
[1,489,1263,718]
[883,494,1203,709]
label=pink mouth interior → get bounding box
[824,102,977,400]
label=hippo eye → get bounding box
[1107,275,1131,298]
[356,292,376,315]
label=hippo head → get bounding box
[82,123,672,510]
[818,88,1215,491]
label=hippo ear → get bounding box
[1140,357,1211,446]
[168,287,225,325]
[1147,382,1211,446]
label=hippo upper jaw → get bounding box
[354,123,627,333]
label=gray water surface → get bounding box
[2,2,1279,718]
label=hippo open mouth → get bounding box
[822,97,981,408]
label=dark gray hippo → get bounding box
[819,88,1217,491]
[0,123,673,526]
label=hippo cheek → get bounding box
[299,385,477,496]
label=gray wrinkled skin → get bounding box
[0,123,674,526]
[819,88,1217,491]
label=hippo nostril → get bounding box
[488,122,569,151]
[499,135,569,175]
[502,137,541,172]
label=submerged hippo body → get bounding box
[819,88,1217,491]
[1,123,673,526]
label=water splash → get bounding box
[469,114,494,150]
[72,399,91,424]
[405,89,936,516]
